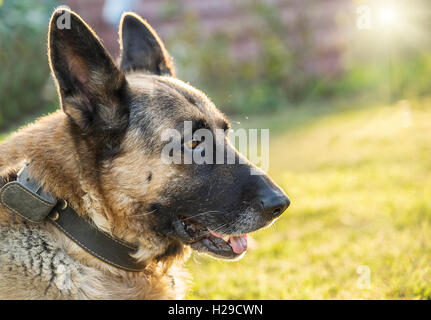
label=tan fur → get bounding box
[0,8,289,300]
[0,112,190,299]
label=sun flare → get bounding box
[376,3,403,29]
[378,7,398,26]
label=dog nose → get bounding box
[261,192,290,218]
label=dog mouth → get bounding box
[177,216,248,259]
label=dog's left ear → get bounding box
[48,7,129,133]
[119,13,175,76]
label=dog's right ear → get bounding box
[119,13,175,76]
[48,7,129,133]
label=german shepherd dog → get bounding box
[0,8,289,299]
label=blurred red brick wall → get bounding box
[64,0,352,76]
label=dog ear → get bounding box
[119,13,175,76]
[48,7,129,133]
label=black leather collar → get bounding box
[0,164,145,272]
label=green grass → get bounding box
[186,98,431,299]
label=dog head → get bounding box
[48,9,289,261]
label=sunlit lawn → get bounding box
[187,98,431,299]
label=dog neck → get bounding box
[0,111,181,271]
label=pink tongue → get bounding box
[208,229,248,254]
[229,235,248,254]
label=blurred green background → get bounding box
[1,0,431,299]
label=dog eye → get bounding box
[184,140,202,150]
